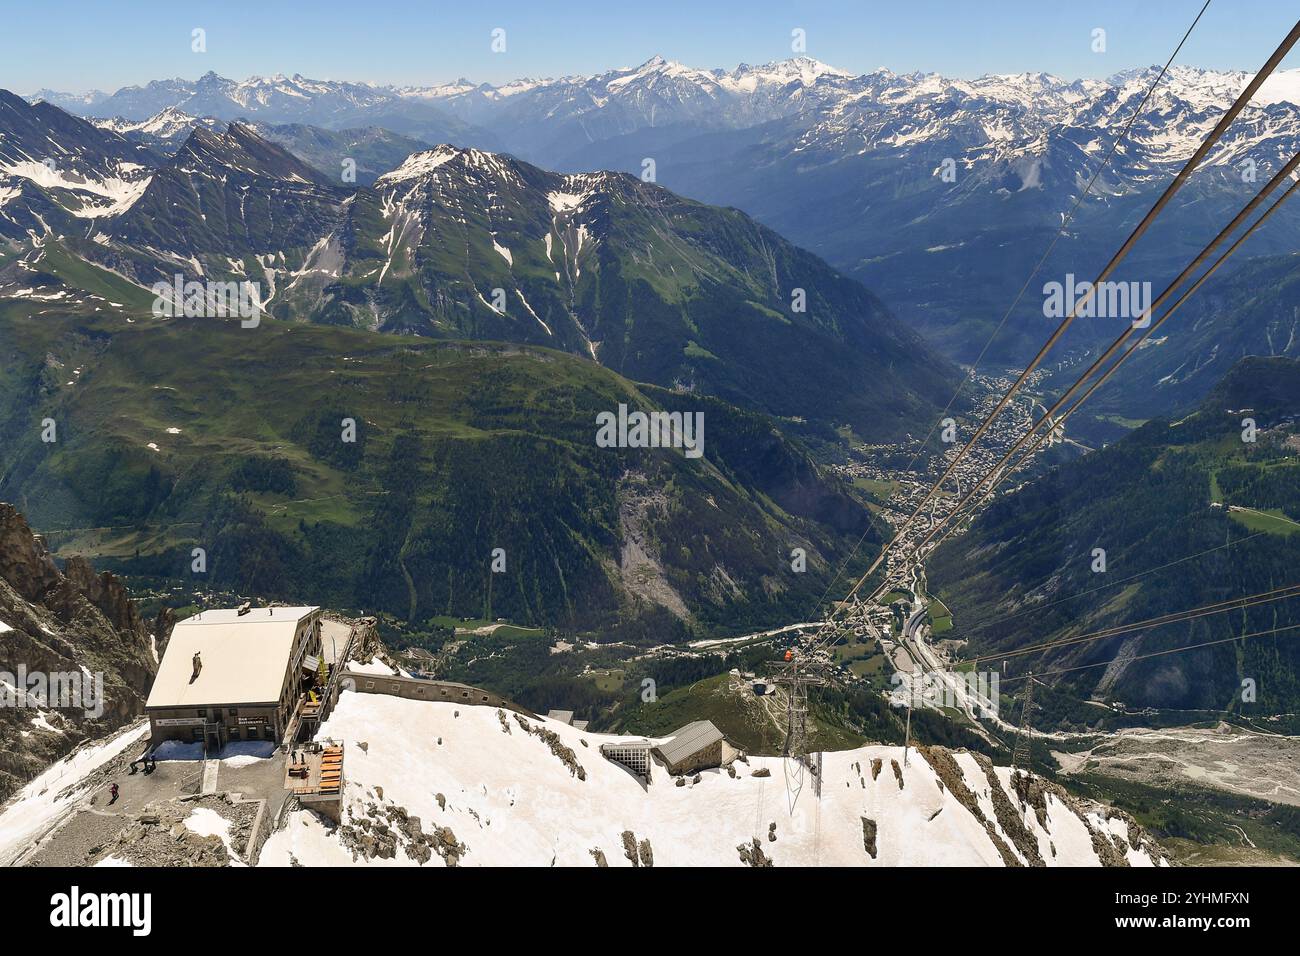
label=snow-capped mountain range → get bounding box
[35,58,1300,266]
[30,57,863,122]
[13,54,1300,377]
[93,104,223,143]
[31,58,1300,157]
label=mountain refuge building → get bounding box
[145,606,323,750]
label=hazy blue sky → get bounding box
[7,0,1298,93]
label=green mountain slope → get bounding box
[0,305,882,640]
[286,145,961,442]
[929,357,1300,717]
[1078,253,1300,422]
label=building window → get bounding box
[365,681,375,690]
[196,710,205,718]
[228,708,238,717]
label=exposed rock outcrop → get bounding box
[621,830,640,866]
[0,503,157,803]
[861,817,878,859]
[338,797,465,865]
[922,746,1168,868]
[1008,765,1166,866]
[86,795,252,868]
[152,606,177,657]
[513,714,586,780]
[737,837,773,867]
[973,753,1044,866]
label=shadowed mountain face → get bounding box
[0,503,162,803]
[1073,253,1300,423]
[288,145,959,441]
[97,112,436,186]
[110,123,348,260]
[0,89,157,237]
[929,357,1300,717]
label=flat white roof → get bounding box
[146,607,319,710]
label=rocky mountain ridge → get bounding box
[0,502,163,803]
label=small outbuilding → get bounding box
[600,739,653,779]
[655,720,726,775]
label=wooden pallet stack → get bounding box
[320,745,343,795]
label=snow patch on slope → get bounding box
[0,159,151,217]
[376,147,459,183]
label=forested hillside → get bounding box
[930,357,1300,716]
[0,304,882,641]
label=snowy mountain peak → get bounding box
[606,55,716,90]
[376,145,465,182]
[95,105,214,141]
[727,56,854,87]
[374,145,539,197]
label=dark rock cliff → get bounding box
[0,503,157,802]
